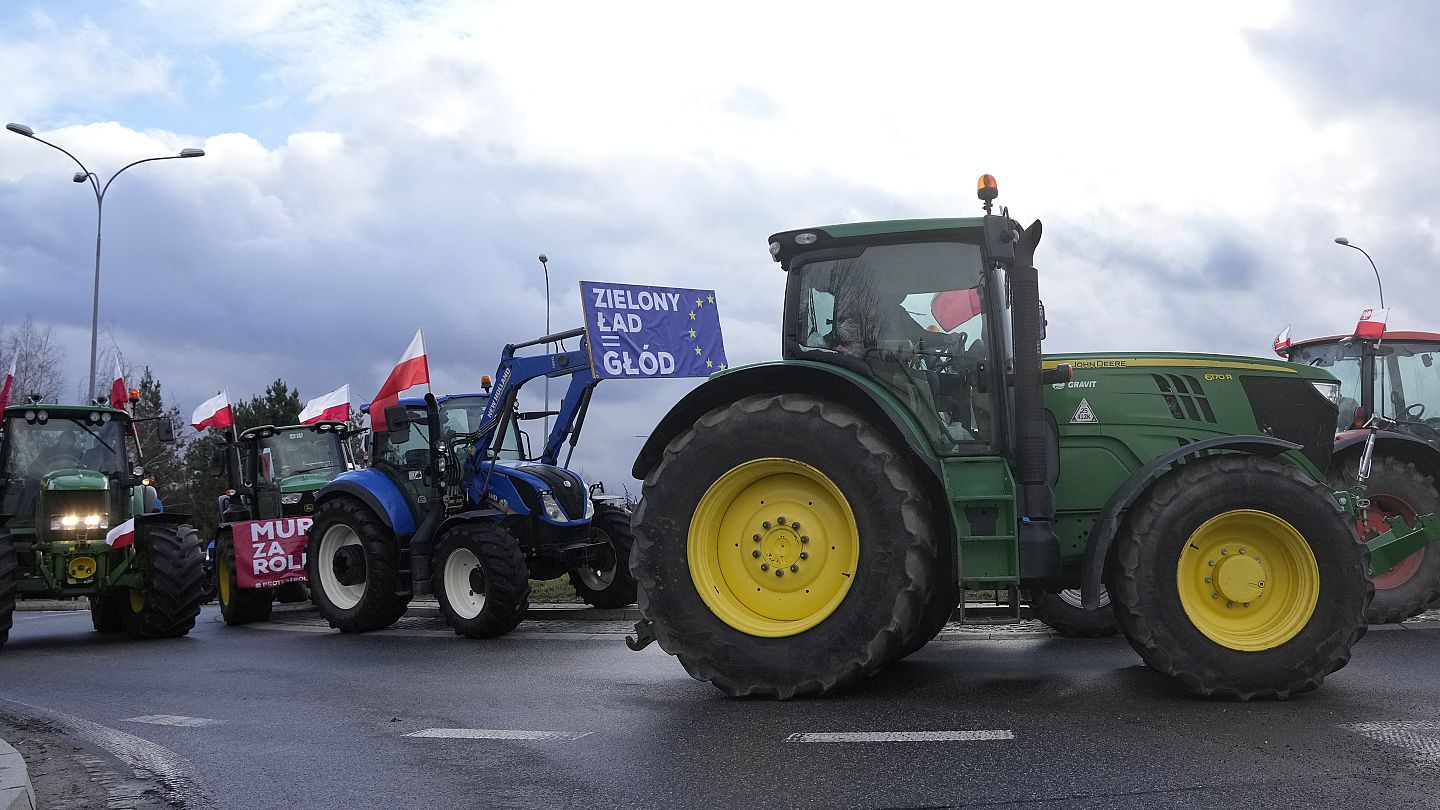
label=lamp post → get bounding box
[1334,236,1385,309]
[538,254,551,440]
[6,122,205,401]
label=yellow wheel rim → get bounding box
[218,556,232,606]
[129,589,146,614]
[1176,509,1320,651]
[688,458,859,638]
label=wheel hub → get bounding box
[1214,554,1265,604]
[468,566,487,595]
[759,518,803,570]
[332,545,367,587]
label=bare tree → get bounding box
[0,317,66,403]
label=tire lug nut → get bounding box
[790,565,799,573]
[1238,548,1246,555]
[1204,577,1211,583]
[1221,549,1229,556]
[760,563,769,571]
[1208,560,1216,567]
[777,516,786,525]
[1243,602,1250,608]
[752,550,761,558]
[775,569,784,577]
[1226,601,1234,608]
[762,521,772,529]
[799,551,809,560]
[791,522,801,531]
[801,536,810,544]
[753,534,761,542]
[1212,593,1220,599]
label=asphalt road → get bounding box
[2,606,1439,810]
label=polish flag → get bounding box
[192,390,235,431]
[931,288,983,332]
[300,384,351,424]
[1273,326,1291,357]
[111,359,129,412]
[0,356,14,414]
[105,518,136,550]
[370,330,429,432]
[1355,308,1389,340]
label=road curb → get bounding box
[0,737,35,810]
[403,601,642,621]
[14,599,86,612]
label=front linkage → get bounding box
[1340,415,1440,577]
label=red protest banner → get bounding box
[233,517,312,589]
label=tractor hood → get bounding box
[42,469,111,492]
[1042,351,1338,473]
[278,472,336,494]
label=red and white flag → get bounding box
[300,384,351,424]
[111,359,129,412]
[0,356,14,414]
[192,390,235,431]
[105,518,136,550]
[1273,325,1291,357]
[370,330,429,432]
[1355,308,1389,340]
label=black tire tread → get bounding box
[1030,589,1119,638]
[125,524,205,639]
[0,531,15,649]
[434,522,530,639]
[217,532,274,626]
[306,497,409,633]
[568,504,638,609]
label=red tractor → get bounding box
[1279,325,1440,622]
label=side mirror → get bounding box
[384,406,412,429]
[156,419,176,443]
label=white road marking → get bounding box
[0,697,207,805]
[404,728,592,741]
[14,611,89,620]
[123,714,223,728]
[785,730,1015,743]
[1341,721,1440,758]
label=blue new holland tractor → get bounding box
[306,328,634,637]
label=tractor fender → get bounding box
[316,470,416,535]
[1331,429,1440,482]
[435,508,506,539]
[134,511,193,527]
[632,361,941,482]
[1079,435,1303,609]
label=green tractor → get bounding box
[0,401,203,647]
[628,176,1440,699]
[210,421,354,625]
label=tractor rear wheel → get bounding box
[306,497,409,633]
[124,524,206,639]
[1112,455,1369,699]
[434,522,529,638]
[632,394,939,698]
[1333,458,1440,624]
[216,532,274,626]
[0,531,15,649]
[568,504,637,609]
[89,593,127,633]
[1030,588,1119,637]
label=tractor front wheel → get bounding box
[124,524,206,639]
[217,531,274,626]
[1030,588,1119,637]
[0,531,15,649]
[1333,458,1440,624]
[306,498,409,633]
[632,394,939,699]
[433,522,529,639]
[1112,454,1369,699]
[569,504,637,609]
[89,593,127,633]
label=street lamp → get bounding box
[1334,236,1385,309]
[6,122,205,401]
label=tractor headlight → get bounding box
[539,491,568,521]
[1311,381,1342,406]
[584,496,594,519]
[280,493,302,505]
[50,513,108,531]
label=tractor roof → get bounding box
[768,217,986,269]
[3,402,130,420]
[238,421,347,440]
[1289,331,1440,351]
[358,392,488,413]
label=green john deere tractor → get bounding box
[0,401,204,647]
[628,176,1440,699]
[210,421,354,625]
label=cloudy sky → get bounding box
[1,0,1435,487]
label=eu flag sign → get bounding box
[581,281,728,379]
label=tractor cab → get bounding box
[1285,331,1440,445]
[0,404,142,541]
[772,219,1015,456]
[229,422,351,520]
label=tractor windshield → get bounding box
[0,412,131,526]
[793,240,994,452]
[1377,341,1440,444]
[440,396,522,460]
[255,429,346,481]
[1289,341,1365,431]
